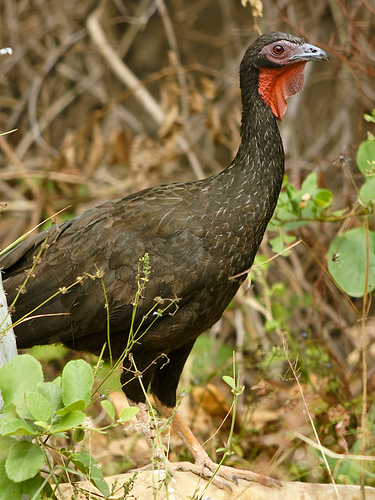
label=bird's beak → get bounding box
[290,43,330,62]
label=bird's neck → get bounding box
[221,68,285,205]
[240,66,284,170]
[207,69,285,276]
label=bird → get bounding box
[1,32,328,488]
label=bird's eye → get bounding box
[273,44,284,55]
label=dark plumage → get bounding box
[1,32,328,485]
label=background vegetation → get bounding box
[0,0,374,494]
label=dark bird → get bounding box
[1,32,328,487]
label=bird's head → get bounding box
[241,32,329,121]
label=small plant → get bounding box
[189,356,245,500]
[269,170,336,249]
[0,251,182,499]
[0,353,141,499]
[269,112,375,299]
[327,127,375,298]
[231,112,375,485]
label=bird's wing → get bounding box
[2,182,212,346]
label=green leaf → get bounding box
[56,400,86,416]
[71,452,109,497]
[269,234,296,255]
[313,189,333,208]
[328,227,375,297]
[271,282,286,296]
[0,403,18,421]
[5,440,45,482]
[301,171,318,195]
[0,436,17,462]
[26,391,52,422]
[356,139,375,175]
[0,355,44,419]
[0,465,42,500]
[265,319,282,332]
[52,411,86,433]
[33,421,50,429]
[253,254,271,270]
[118,407,140,423]
[0,418,36,437]
[73,427,86,443]
[88,465,110,497]
[222,375,235,390]
[37,381,63,414]
[101,400,116,421]
[71,451,93,470]
[360,177,375,204]
[364,110,375,123]
[285,182,298,200]
[62,360,94,407]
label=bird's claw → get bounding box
[169,460,281,490]
[170,460,233,491]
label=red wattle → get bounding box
[258,62,307,121]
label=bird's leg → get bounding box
[153,396,280,489]
[129,400,165,462]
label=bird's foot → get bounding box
[150,398,280,490]
[158,459,281,491]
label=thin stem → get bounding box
[282,334,340,500]
[360,209,371,494]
